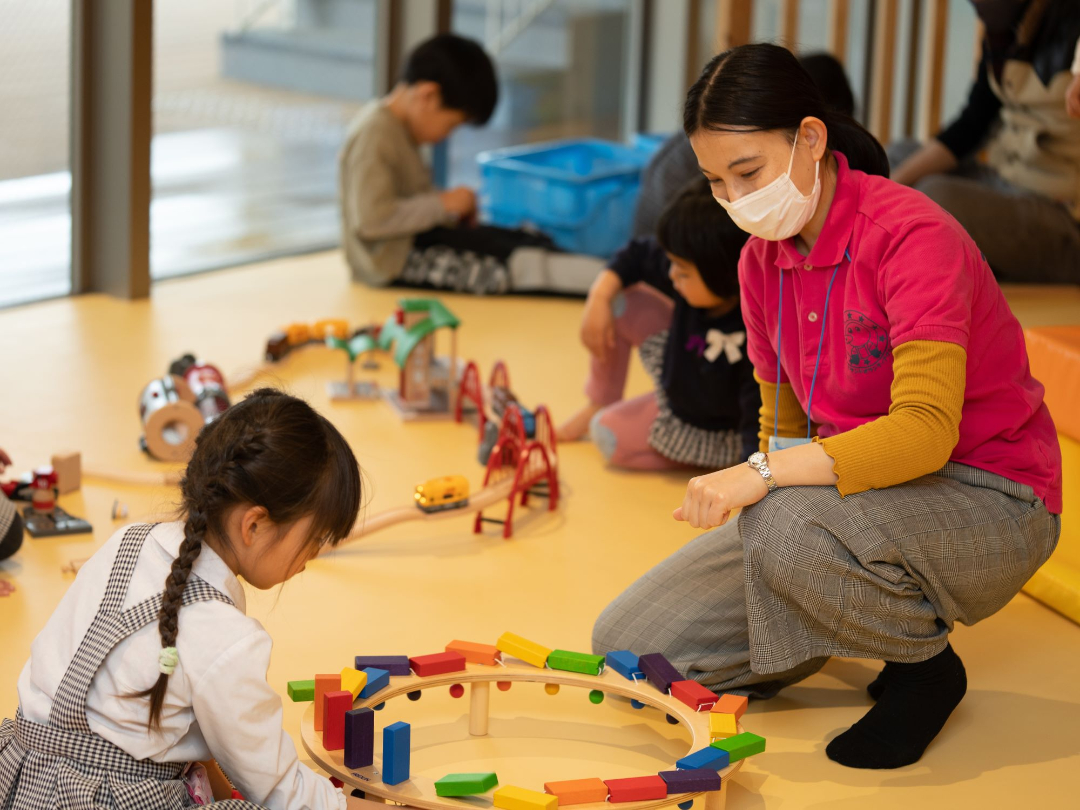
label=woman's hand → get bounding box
[0,448,11,473]
[673,463,770,530]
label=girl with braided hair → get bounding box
[1,389,363,809]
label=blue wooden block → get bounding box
[606,650,644,681]
[355,655,411,676]
[675,747,730,771]
[382,721,411,785]
[344,708,374,769]
[638,653,683,694]
[360,668,390,699]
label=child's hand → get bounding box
[1067,73,1080,119]
[440,187,477,218]
[0,448,11,473]
[580,298,616,362]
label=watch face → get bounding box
[748,452,765,466]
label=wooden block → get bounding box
[637,653,682,694]
[409,651,467,677]
[340,668,368,701]
[359,668,389,698]
[447,639,502,666]
[314,674,340,732]
[287,679,314,702]
[712,694,747,720]
[709,712,738,738]
[323,690,352,751]
[604,776,667,803]
[658,769,722,794]
[355,655,411,676]
[495,632,552,669]
[675,746,730,771]
[605,650,644,681]
[382,721,411,785]
[345,707,375,769]
[50,452,81,495]
[670,680,717,710]
[544,778,609,805]
[493,785,559,810]
[547,649,605,676]
[435,772,499,796]
[711,732,765,762]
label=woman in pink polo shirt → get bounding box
[592,43,1062,770]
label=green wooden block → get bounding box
[287,679,315,702]
[435,772,499,797]
[710,732,766,761]
[547,649,606,676]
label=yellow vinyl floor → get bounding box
[2,253,1079,808]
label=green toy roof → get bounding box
[379,298,460,368]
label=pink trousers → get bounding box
[585,285,687,471]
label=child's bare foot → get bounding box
[556,402,604,442]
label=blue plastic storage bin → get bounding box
[632,132,672,158]
[477,139,650,258]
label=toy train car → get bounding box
[414,475,470,513]
[265,320,374,362]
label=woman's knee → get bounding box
[0,512,24,562]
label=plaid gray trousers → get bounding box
[592,463,1060,698]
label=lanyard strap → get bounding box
[774,250,850,440]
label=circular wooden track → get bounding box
[301,660,744,810]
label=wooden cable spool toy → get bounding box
[138,355,232,462]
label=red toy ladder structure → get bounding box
[473,404,558,539]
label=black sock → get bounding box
[827,643,967,769]
[866,662,896,700]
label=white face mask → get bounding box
[714,132,821,241]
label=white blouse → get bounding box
[17,522,346,810]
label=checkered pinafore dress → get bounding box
[0,524,268,809]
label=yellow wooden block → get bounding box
[340,667,368,701]
[710,711,738,737]
[493,786,559,810]
[496,632,552,669]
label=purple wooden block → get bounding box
[638,653,683,694]
[659,769,722,794]
[344,708,374,769]
[354,655,411,676]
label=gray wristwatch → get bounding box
[747,452,778,493]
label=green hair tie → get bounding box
[158,646,179,676]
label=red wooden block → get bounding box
[323,690,352,751]
[604,776,668,803]
[670,680,718,711]
[712,694,748,720]
[314,674,340,732]
[410,651,467,677]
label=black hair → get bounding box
[402,34,498,125]
[684,43,889,178]
[798,52,856,117]
[656,179,749,299]
[134,388,361,730]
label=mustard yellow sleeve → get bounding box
[755,370,809,453]
[817,340,966,497]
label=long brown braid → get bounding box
[132,388,362,730]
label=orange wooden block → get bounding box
[314,673,340,732]
[544,778,609,805]
[447,639,502,666]
[712,694,748,720]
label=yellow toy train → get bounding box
[415,475,470,513]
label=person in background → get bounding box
[889,0,1080,284]
[557,181,759,472]
[632,51,857,239]
[339,34,559,295]
[0,447,24,562]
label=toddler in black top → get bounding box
[557,181,759,470]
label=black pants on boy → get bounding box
[398,224,559,295]
[0,511,23,562]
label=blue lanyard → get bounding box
[774,250,850,440]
